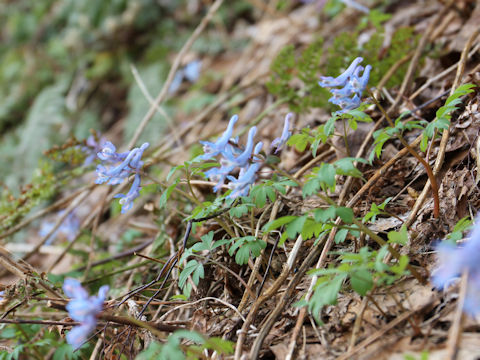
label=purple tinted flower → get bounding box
[183,60,202,83]
[95,142,149,212]
[63,278,109,350]
[319,57,363,88]
[82,135,109,166]
[66,319,96,350]
[224,127,257,167]
[114,174,142,213]
[227,162,261,199]
[198,116,265,198]
[319,58,370,114]
[199,115,238,160]
[63,278,89,299]
[39,211,80,245]
[169,71,185,94]
[95,142,149,185]
[271,114,292,153]
[205,166,234,193]
[97,141,127,163]
[432,216,480,316]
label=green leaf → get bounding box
[334,228,349,244]
[350,269,373,296]
[191,231,215,252]
[179,260,204,289]
[301,218,324,239]
[334,158,364,178]
[387,225,408,245]
[303,178,321,198]
[286,215,307,239]
[229,204,250,218]
[159,180,179,209]
[228,236,266,265]
[204,337,234,354]
[308,274,346,323]
[317,163,336,191]
[336,207,354,224]
[287,133,311,152]
[264,216,298,232]
[314,207,336,223]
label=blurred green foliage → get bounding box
[0,0,253,191]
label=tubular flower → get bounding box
[198,115,263,198]
[63,278,109,350]
[114,173,141,213]
[319,57,371,114]
[432,216,480,317]
[95,142,149,212]
[226,162,261,199]
[199,115,238,160]
[271,113,292,153]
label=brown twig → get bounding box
[445,270,469,359]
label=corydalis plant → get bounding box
[63,278,109,350]
[432,216,480,317]
[96,141,149,213]
[199,115,264,199]
[271,114,293,154]
[319,57,371,114]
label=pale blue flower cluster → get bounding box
[432,216,480,317]
[63,278,109,350]
[82,134,108,166]
[271,113,292,154]
[318,57,371,114]
[199,115,263,199]
[95,141,149,213]
[39,210,80,245]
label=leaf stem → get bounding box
[368,89,439,218]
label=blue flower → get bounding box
[319,57,364,88]
[168,60,202,93]
[95,142,148,212]
[199,115,238,160]
[226,162,261,199]
[66,319,96,351]
[63,278,109,350]
[83,135,109,166]
[95,142,149,185]
[271,113,292,153]
[114,174,142,213]
[319,57,371,114]
[39,211,80,245]
[96,141,127,163]
[432,216,480,317]
[198,115,264,198]
[223,126,257,167]
[183,60,202,82]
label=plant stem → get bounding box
[351,217,426,284]
[368,90,439,218]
